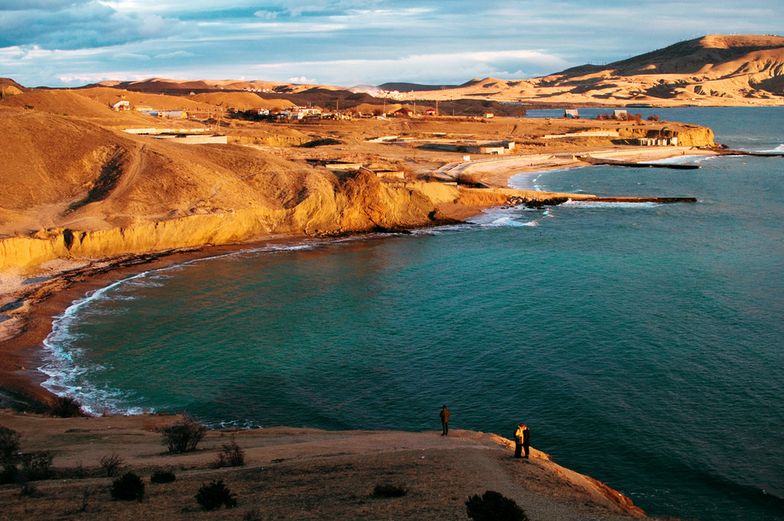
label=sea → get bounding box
[39,107,784,520]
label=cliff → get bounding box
[0,411,649,520]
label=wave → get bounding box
[755,144,784,153]
[562,200,660,209]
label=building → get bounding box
[613,109,628,120]
[564,109,579,119]
[425,108,437,116]
[483,112,494,119]
[112,100,131,111]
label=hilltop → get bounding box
[401,35,784,106]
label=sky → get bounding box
[1,0,782,87]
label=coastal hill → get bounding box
[404,34,784,106]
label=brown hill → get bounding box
[0,90,163,126]
[189,91,295,111]
[403,35,784,106]
[74,86,207,111]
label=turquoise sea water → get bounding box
[41,108,783,520]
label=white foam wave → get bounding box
[646,155,715,165]
[563,200,660,209]
[756,144,784,153]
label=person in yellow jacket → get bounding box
[514,423,530,459]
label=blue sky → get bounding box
[1,0,781,87]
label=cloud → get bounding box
[288,76,317,83]
[0,0,177,49]
[251,49,570,85]
[2,0,783,87]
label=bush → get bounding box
[466,490,528,521]
[195,480,237,510]
[150,469,176,484]
[20,451,53,481]
[372,484,407,498]
[161,417,206,454]
[19,480,38,497]
[111,472,145,502]
[99,453,124,477]
[0,426,21,471]
[214,440,245,468]
[49,396,84,417]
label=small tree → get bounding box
[466,490,528,521]
[19,451,53,481]
[99,453,124,477]
[195,480,237,510]
[111,472,145,501]
[214,440,245,468]
[161,417,206,454]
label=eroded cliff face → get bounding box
[0,172,505,272]
[617,123,715,146]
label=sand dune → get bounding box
[403,35,784,106]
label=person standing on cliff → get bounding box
[440,405,450,436]
[514,423,525,458]
[522,423,531,459]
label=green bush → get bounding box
[466,490,528,521]
[195,480,237,510]
[161,417,206,454]
[214,440,245,468]
[372,484,407,498]
[150,469,176,484]
[111,472,145,502]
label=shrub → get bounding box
[49,396,84,417]
[195,480,237,510]
[99,453,124,477]
[466,490,528,521]
[150,469,176,484]
[243,508,262,521]
[372,484,407,498]
[0,426,21,471]
[214,440,245,468]
[161,417,206,454]
[19,451,53,481]
[111,472,145,502]
[19,480,38,497]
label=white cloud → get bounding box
[288,75,317,83]
[250,49,569,85]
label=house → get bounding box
[613,109,628,120]
[564,109,579,119]
[483,112,494,119]
[112,100,131,111]
[425,108,437,116]
[392,107,414,117]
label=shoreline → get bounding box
[0,145,713,411]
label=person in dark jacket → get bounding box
[522,424,531,458]
[440,405,450,436]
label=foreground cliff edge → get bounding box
[0,411,648,520]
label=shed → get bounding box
[564,109,579,119]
